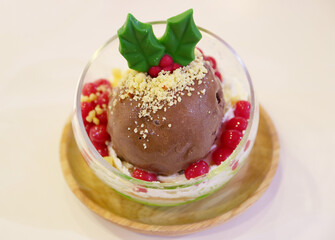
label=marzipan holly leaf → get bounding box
[118,14,165,72]
[159,9,202,66]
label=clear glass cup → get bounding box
[72,22,259,206]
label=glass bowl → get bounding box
[72,22,259,206]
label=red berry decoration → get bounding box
[159,54,173,68]
[82,82,97,96]
[92,141,109,157]
[81,101,94,120]
[221,130,243,149]
[84,122,94,134]
[234,100,251,119]
[185,160,209,180]
[212,147,233,165]
[172,63,182,71]
[96,110,108,125]
[95,91,109,107]
[148,66,162,78]
[89,125,110,143]
[226,117,248,132]
[95,78,110,87]
[204,56,217,69]
[132,168,157,182]
[162,65,173,73]
[95,78,112,92]
[215,71,222,82]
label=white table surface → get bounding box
[1,0,334,239]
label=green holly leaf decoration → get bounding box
[159,9,202,66]
[117,14,165,72]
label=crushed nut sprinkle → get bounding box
[116,49,207,119]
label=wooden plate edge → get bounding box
[59,105,280,236]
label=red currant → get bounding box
[204,56,217,69]
[159,54,173,68]
[92,141,109,157]
[148,66,162,78]
[172,63,182,71]
[84,122,94,134]
[212,147,233,165]
[184,160,209,180]
[95,78,110,87]
[82,82,97,96]
[132,169,157,182]
[234,100,251,119]
[226,117,248,132]
[81,101,94,120]
[95,91,109,107]
[162,65,173,73]
[96,110,108,125]
[89,125,110,143]
[221,130,243,149]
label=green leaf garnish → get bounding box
[117,14,165,72]
[159,9,202,66]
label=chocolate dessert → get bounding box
[107,61,224,175]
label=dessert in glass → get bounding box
[72,9,259,206]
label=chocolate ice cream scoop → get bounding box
[107,64,225,175]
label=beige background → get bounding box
[0,0,334,239]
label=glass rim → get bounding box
[74,21,256,188]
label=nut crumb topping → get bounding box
[117,49,207,119]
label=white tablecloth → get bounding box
[1,0,334,239]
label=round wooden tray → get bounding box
[60,106,279,236]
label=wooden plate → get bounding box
[60,106,279,236]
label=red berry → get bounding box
[96,110,108,125]
[221,130,243,149]
[148,66,162,78]
[159,54,173,68]
[184,160,209,180]
[215,71,222,82]
[84,122,94,134]
[234,100,251,119]
[82,82,97,96]
[92,141,109,157]
[95,78,110,87]
[89,125,110,143]
[172,63,182,71]
[227,117,248,132]
[132,169,157,182]
[81,101,94,120]
[204,56,217,69]
[162,65,173,73]
[95,78,112,92]
[212,147,233,165]
[196,47,204,55]
[95,91,109,107]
